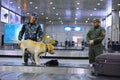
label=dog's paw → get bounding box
[36,63,40,65]
[22,63,26,64]
[22,61,25,64]
[32,60,36,63]
[32,62,36,64]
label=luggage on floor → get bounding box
[94,53,120,76]
[45,60,59,66]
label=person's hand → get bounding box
[89,40,94,45]
[37,38,41,42]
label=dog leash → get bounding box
[45,44,48,57]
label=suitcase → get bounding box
[94,53,120,76]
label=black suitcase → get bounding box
[94,53,120,76]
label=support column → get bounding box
[112,11,119,41]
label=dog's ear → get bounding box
[47,44,54,49]
[49,38,55,45]
[43,35,55,45]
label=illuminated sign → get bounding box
[64,26,82,32]
[64,27,71,31]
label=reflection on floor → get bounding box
[0,71,120,80]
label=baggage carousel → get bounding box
[0,62,120,80]
[0,61,90,73]
[0,49,89,59]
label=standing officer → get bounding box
[18,12,43,64]
[86,19,106,66]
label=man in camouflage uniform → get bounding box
[87,19,106,66]
[18,12,43,64]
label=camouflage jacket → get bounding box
[86,26,106,45]
[18,22,43,41]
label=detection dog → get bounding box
[12,39,55,65]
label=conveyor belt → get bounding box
[0,62,90,74]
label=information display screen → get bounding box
[4,24,23,44]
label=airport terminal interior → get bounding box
[0,0,120,80]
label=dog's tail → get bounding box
[11,39,21,44]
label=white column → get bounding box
[112,11,119,41]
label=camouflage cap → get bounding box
[31,12,38,19]
[93,19,101,23]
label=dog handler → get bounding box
[86,19,106,67]
[18,12,43,64]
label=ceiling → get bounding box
[112,0,120,11]
[1,0,119,25]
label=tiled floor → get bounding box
[16,73,120,80]
[0,71,120,80]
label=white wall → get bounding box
[112,11,120,41]
[45,24,92,43]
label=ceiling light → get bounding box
[97,3,100,5]
[10,2,13,4]
[100,0,103,1]
[18,6,20,9]
[75,21,77,24]
[87,18,90,20]
[112,8,115,11]
[60,20,63,23]
[76,8,79,10]
[41,13,44,15]
[75,14,78,16]
[49,20,52,23]
[52,7,55,9]
[29,2,33,4]
[27,13,30,15]
[50,2,53,4]
[58,17,61,19]
[75,21,77,23]
[90,14,93,16]
[77,2,80,5]
[56,13,59,15]
[46,17,49,19]
[86,21,88,23]
[35,7,38,9]
[94,8,97,10]
[117,4,120,6]
[75,18,78,20]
